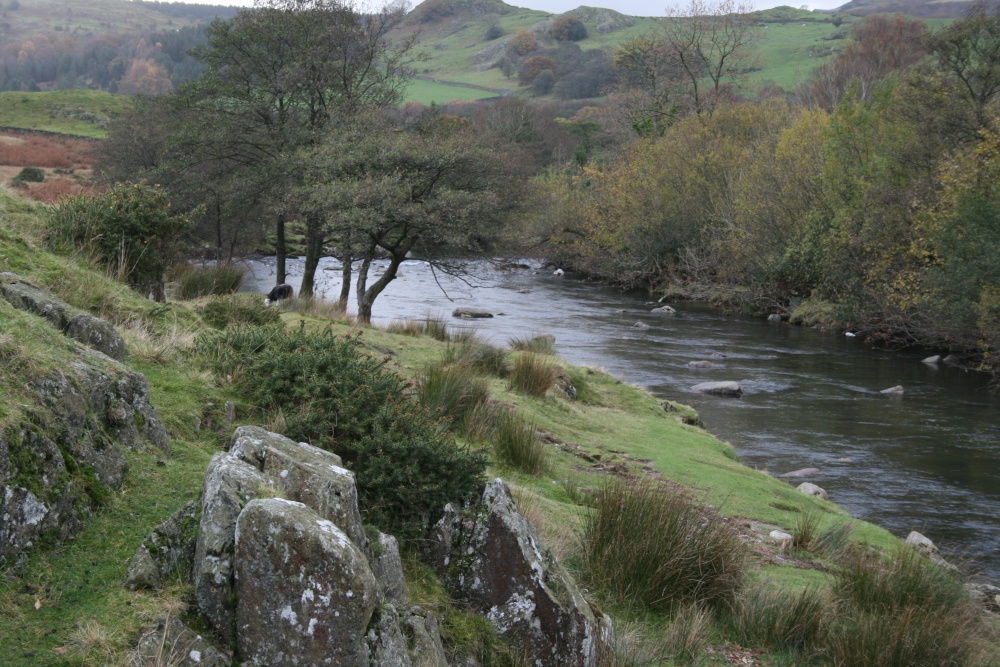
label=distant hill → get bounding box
[833,0,978,18]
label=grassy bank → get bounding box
[0,188,995,666]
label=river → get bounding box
[240,256,1000,580]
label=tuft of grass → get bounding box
[826,547,988,667]
[121,321,194,366]
[727,586,828,654]
[581,480,749,613]
[168,262,245,299]
[509,334,555,355]
[67,619,122,663]
[199,293,281,330]
[383,315,450,340]
[662,603,712,665]
[793,512,852,557]
[277,296,352,321]
[417,360,491,434]
[385,318,423,336]
[423,315,450,341]
[508,352,561,396]
[488,407,548,475]
[443,334,510,377]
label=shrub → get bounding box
[169,262,245,299]
[418,361,491,434]
[727,586,828,654]
[508,353,560,396]
[581,480,748,612]
[11,166,44,185]
[45,182,190,301]
[550,16,587,41]
[200,294,281,329]
[194,324,486,539]
[485,24,504,40]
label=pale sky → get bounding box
[192,0,849,17]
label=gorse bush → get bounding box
[581,480,748,613]
[199,294,281,329]
[169,262,245,299]
[11,166,44,185]
[45,182,190,301]
[195,324,486,539]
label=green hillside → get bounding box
[0,90,129,138]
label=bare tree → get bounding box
[661,0,761,117]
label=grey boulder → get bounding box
[452,308,493,318]
[691,381,743,397]
[125,501,200,590]
[235,498,378,667]
[796,482,829,501]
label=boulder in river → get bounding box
[880,385,905,396]
[632,321,649,330]
[691,381,743,396]
[651,305,676,315]
[452,307,493,318]
[923,355,942,365]
[687,360,717,369]
[796,482,829,501]
[767,314,783,323]
[780,468,820,478]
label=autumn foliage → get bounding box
[0,133,93,169]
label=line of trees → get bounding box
[542,1,1000,365]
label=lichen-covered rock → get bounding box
[1,352,168,562]
[132,617,229,667]
[235,498,378,667]
[229,426,367,550]
[371,531,408,608]
[362,604,412,667]
[0,272,125,361]
[796,482,829,501]
[193,453,272,643]
[430,480,610,667]
[405,611,449,667]
[125,501,200,590]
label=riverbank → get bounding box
[0,189,996,662]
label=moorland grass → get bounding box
[443,334,510,377]
[485,406,548,475]
[581,480,749,613]
[508,334,555,355]
[726,586,829,656]
[168,262,245,299]
[508,352,561,396]
[418,360,491,434]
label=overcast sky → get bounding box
[193,0,849,16]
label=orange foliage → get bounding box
[0,133,94,169]
[20,178,95,204]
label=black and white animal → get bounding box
[264,283,294,306]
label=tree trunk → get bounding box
[276,213,287,284]
[300,214,324,298]
[339,251,352,311]
[356,250,405,325]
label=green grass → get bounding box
[0,91,131,138]
[404,78,501,105]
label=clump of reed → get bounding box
[508,352,561,396]
[169,262,245,299]
[385,315,450,341]
[417,360,490,434]
[443,333,510,377]
[509,334,555,355]
[580,480,749,613]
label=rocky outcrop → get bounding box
[235,498,378,667]
[429,479,611,667]
[0,272,125,361]
[125,501,200,590]
[1,344,168,563]
[132,617,229,667]
[691,381,743,396]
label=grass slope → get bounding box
[0,91,130,138]
[0,186,983,665]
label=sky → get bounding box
[190,0,849,16]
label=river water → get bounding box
[240,256,1000,580]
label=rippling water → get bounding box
[240,256,1000,580]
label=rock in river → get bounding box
[796,482,829,501]
[780,468,820,478]
[691,381,743,396]
[452,308,493,318]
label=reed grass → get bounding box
[509,334,555,355]
[443,334,510,377]
[727,586,828,654]
[581,480,749,613]
[168,262,245,299]
[508,353,561,396]
[417,361,491,434]
[489,407,548,475]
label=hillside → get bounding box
[835,0,980,17]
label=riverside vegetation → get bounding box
[1,186,999,665]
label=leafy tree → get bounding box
[165,0,415,294]
[519,55,558,86]
[613,35,685,135]
[551,16,587,42]
[506,29,537,57]
[301,117,529,323]
[928,0,1000,135]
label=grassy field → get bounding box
[4,185,991,666]
[403,78,503,105]
[0,91,130,139]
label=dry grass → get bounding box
[0,132,94,169]
[278,295,353,321]
[508,352,561,396]
[121,321,195,366]
[67,619,123,664]
[20,176,94,203]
